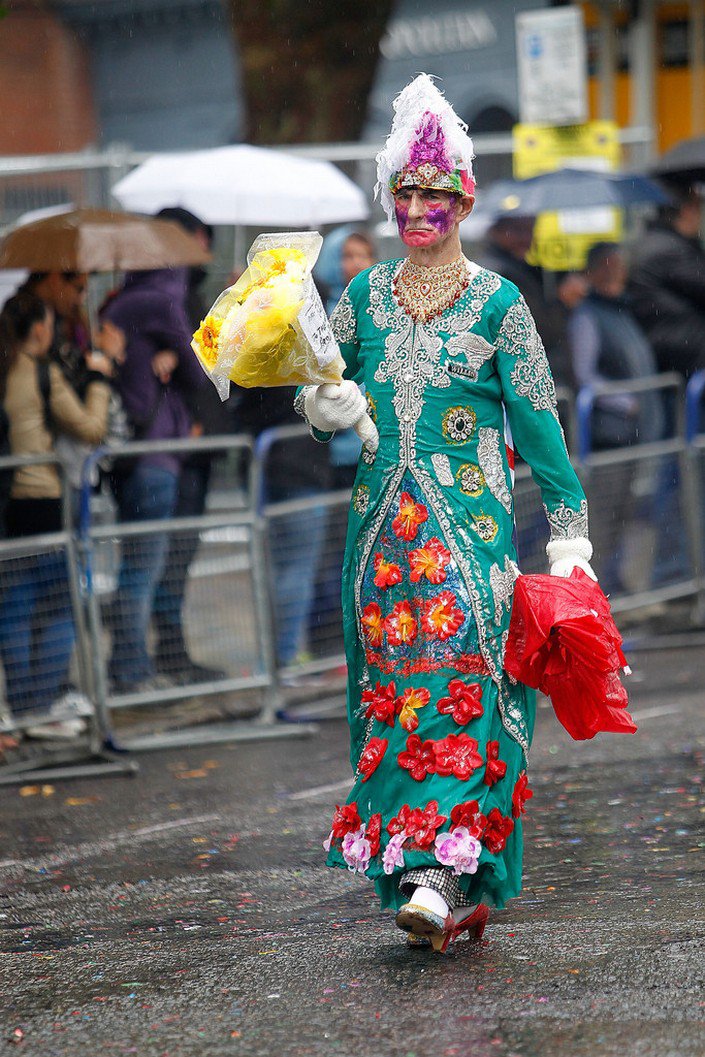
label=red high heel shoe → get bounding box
[434,903,489,952]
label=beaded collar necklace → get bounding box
[392,255,470,324]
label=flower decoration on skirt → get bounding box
[392,492,429,541]
[358,737,389,782]
[408,538,452,584]
[437,679,484,725]
[434,826,482,876]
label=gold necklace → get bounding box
[392,256,470,323]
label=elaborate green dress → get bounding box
[310,259,587,911]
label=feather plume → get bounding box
[375,74,475,220]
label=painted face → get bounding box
[393,188,458,247]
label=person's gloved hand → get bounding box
[546,538,598,581]
[304,381,367,434]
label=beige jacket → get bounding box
[5,353,110,499]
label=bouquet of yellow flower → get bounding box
[193,232,346,394]
[193,232,377,448]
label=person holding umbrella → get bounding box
[298,75,597,950]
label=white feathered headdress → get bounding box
[375,74,476,221]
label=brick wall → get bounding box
[0,4,97,154]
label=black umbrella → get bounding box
[471,168,671,221]
[651,136,705,183]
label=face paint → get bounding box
[395,193,457,247]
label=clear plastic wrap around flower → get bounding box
[191,231,346,400]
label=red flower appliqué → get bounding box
[366,813,382,857]
[421,591,465,641]
[358,737,388,782]
[437,679,484,725]
[450,799,487,838]
[361,680,398,726]
[361,602,384,647]
[512,772,534,818]
[392,491,428,541]
[484,740,508,786]
[373,552,403,590]
[330,802,362,840]
[483,808,515,854]
[408,538,452,584]
[397,686,431,732]
[403,800,448,850]
[432,733,483,781]
[384,600,418,647]
[397,733,436,782]
[387,804,412,837]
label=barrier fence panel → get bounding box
[79,436,315,750]
[575,375,699,617]
[0,454,136,784]
[254,423,350,722]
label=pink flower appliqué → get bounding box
[382,832,407,875]
[434,826,482,877]
[341,825,371,875]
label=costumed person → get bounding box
[296,75,596,951]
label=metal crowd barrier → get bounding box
[77,435,315,751]
[0,453,136,784]
[254,424,349,722]
[575,373,698,616]
[685,370,705,623]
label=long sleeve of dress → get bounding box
[493,294,588,541]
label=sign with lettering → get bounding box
[516,8,588,127]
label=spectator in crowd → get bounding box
[234,386,331,670]
[150,208,231,684]
[568,241,663,591]
[629,184,705,379]
[479,214,564,358]
[20,271,126,497]
[0,292,111,737]
[551,270,588,391]
[101,262,206,694]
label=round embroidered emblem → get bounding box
[442,406,476,443]
[457,463,485,497]
[471,513,498,542]
[353,484,370,516]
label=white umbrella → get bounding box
[112,145,369,227]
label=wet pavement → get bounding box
[0,645,703,1057]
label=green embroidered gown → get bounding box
[314,259,588,911]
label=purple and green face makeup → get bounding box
[394,190,458,247]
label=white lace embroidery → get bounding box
[477,427,512,514]
[544,498,589,540]
[445,330,495,380]
[489,555,519,624]
[330,287,357,344]
[370,261,500,465]
[495,296,559,421]
[431,453,454,486]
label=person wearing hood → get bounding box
[101,264,205,693]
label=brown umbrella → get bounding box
[0,208,211,272]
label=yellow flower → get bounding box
[192,315,223,370]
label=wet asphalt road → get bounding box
[0,644,704,1057]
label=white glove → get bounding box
[546,537,598,582]
[304,381,368,434]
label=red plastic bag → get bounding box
[504,569,636,740]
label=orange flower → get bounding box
[384,600,418,647]
[392,491,428,541]
[373,553,403,590]
[397,686,431,732]
[408,537,452,584]
[361,602,385,647]
[421,591,465,641]
[192,314,223,369]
